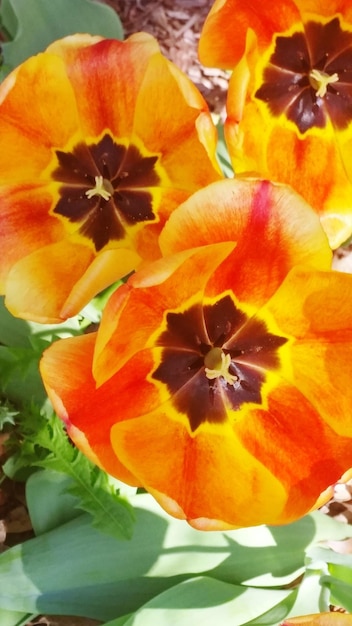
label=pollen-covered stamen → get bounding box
[85,175,113,201]
[204,347,238,386]
[309,68,339,98]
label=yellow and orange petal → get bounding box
[160,178,332,305]
[199,0,301,68]
[281,614,352,626]
[199,0,352,68]
[0,33,220,322]
[40,243,352,528]
[40,332,141,484]
[200,1,352,248]
[225,77,352,249]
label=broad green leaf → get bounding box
[281,567,330,621]
[0,0,123,78]
[0,609,36,626]
[307,546,352,570]
[25,469,82,535]
[206,511,352,588]
[103,617,134,626]
[243,592,298,626]
[0,495,351,621]
[0,0,17,38]
[326,577,352,612]
[121,577,293,626]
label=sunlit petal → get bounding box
[0,33,220,321]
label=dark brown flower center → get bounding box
[255,17,352,133]
[151,294,287,431]
[51,133,161,251]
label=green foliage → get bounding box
[3,409,135,540]
[0,490,352,624]
[0,0,124,79]
[216,120,234,178]
[0,401,18,431]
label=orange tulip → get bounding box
[281,613,352,626]
[40,178,352,530]
[199,0,352,249]
[0,33,220,323]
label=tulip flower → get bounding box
[281,613,352,626]
[0,32,220,323]
[199,0,352,249]
[40,178,352,529]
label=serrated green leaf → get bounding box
[0,0,123,78]
[25,415,135,540]
[0,402,18,430]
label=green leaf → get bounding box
[0,402,18,430]
[29,415,135,540]
[0,495,351,622]
[216,121,234,178]
[0,296,83,407]
[0,0,123,78]
[0,345,46,407]
[25,469,82,535]
[0,609,36,626]
[102,617,134,626]
[281,567,330,621]
[326,576,352,612]
[0,297,83,348]
[121,577,293,626]
[122,577,293,626]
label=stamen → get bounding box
[309,68,339,98]
[85,175,112,201]
[205,349,238,386]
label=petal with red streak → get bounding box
[110,408,288,528]
[160,178,332,306]
[57,34,160,139]
[0,52,80,180]
[0,183,64,290]
[199,0,300,68]
[134,53,220,183]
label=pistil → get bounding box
[204,348,238,386]
[85,175,113,201]
[309,68,339,98]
